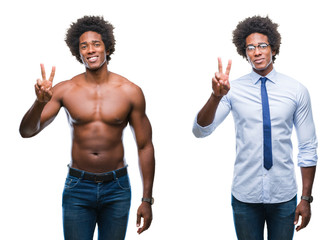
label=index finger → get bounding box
[225,59,232,76]
[218,57,223,73]
[40,63,46,81]
[49,66,56,84]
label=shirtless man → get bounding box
[19,16,155,240]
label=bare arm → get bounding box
[197,58,231,127]
[128,86,155,234]
[294,166,316,231]
[19,64,60,137]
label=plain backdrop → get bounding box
[1,0,335,239]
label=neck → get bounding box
[84,62,109,84]
[253,66,273,77]
[252,61,274,76]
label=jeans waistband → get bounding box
[68,165,128,183]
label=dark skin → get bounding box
[197,32,316,232]
[19,31,155,234]
[294,166,316,231]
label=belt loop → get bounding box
[112,171,117,180]
[80,170,85,179]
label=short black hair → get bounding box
[232,16,281,62]
[65,15,115,64]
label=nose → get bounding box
[254,47,262,55]
[87,44,95,53]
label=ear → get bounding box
[272,50,276,56]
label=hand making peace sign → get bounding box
[212,57,232,97]
[35,64,56,102]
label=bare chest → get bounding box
[62,86,131,125]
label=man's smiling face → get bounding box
[79,31,108,70]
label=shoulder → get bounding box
[231,73,252,86]
[109,72,144,99]
[235,73,252,81]
[228,73,255,96]
[275,71,308,93]
[51,74,85,98]
[54,73,85,88]
[275,72,298,83]
[274,72,311,105]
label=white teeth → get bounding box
[88,57,98,62]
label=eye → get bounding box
[246,45,255,51]
[81,45,87,50]
[259,43,268,49]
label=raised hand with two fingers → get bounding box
[35,64,56,103]
[212,57,232,97]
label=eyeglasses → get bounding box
[245,43,270,52]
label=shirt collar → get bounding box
[250,68,277,85]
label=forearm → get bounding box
[300,166,316,197]
[19,100,47,138]
[138,143,155,198]
[294,166,316,231]
[197,93,222,127]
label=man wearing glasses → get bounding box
[193,16,317,239]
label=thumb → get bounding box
[36,79,43,86]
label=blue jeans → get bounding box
[62,166,131,240]
[231,195,297,240]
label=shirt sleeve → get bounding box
[192,96,231,138]
[294,83,318,167]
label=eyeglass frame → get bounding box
[245,43,271,52]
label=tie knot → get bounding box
[260,77,267,84]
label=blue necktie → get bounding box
[260,77,273,170]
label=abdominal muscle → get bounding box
[69,121,127,173]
